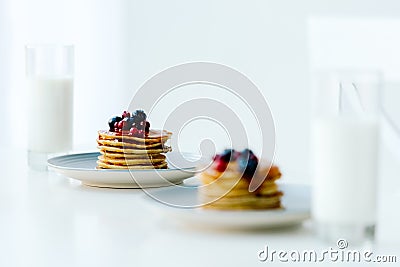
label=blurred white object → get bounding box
[311,70,381,243]
[381,107,400,162]
[26,45,74,171]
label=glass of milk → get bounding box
[311,70,381,244]
[26,45,74,171]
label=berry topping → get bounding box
[117,120,124,129]
[129,127,138,135]
[215,159,228,172]
[121,117,134,130]
[128,127,145,137]
[108,116,122,131]
[136,120,145,131]
[212,148,259,176]
[212,154,228,172]
[133,110,147,123]
[219,149,237,162]
[137,129,145,137]
[237,149,258,177]
[108,110,150,135]
[122,111,131,119]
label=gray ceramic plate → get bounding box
[145,184,311,229]
[48,152,199,188]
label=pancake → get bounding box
[100,150,166,160]
[97,139,165,149]
[198,163,281,189]
[199,193,282,210]
[198,178,281,198]
[96,160,168,169]
[98,155,166,165]
[97,145,172,154]
[197,149,283,210]
[98,129,172,142]
[97,125,172,170]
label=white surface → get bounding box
[2,1,400,184]
[48,152,198,188]
[308,16,400,152]
[1,2,400,265]
[0,148,399,267]
[312,117,378,224]
[28,77,73,152]
[308,17,400,82]
[145,184,310,229]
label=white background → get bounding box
[1,0,399,183]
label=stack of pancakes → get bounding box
[96,129,172,169]
[198,162,283,210]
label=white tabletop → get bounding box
[0,148,399,267]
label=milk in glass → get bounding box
[311,71,381,243]
[312,117,378,225]
[26,45,74,170]
[27,77,73,153]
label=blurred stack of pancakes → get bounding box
[198,149,283,210]
[96,110,172,169]
[97,129,172,169]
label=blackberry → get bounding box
[145,121,150,133]
[237,149,258,177]
[108,116,122,131]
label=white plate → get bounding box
[48,152,199,188]
[145,184,310,229]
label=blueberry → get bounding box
[220,149,236,162]
[133,110,147,124]
[108,116,122,131]
[237,149,258,177]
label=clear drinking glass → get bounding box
[26,45,74,171]
[311,70,381,244]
